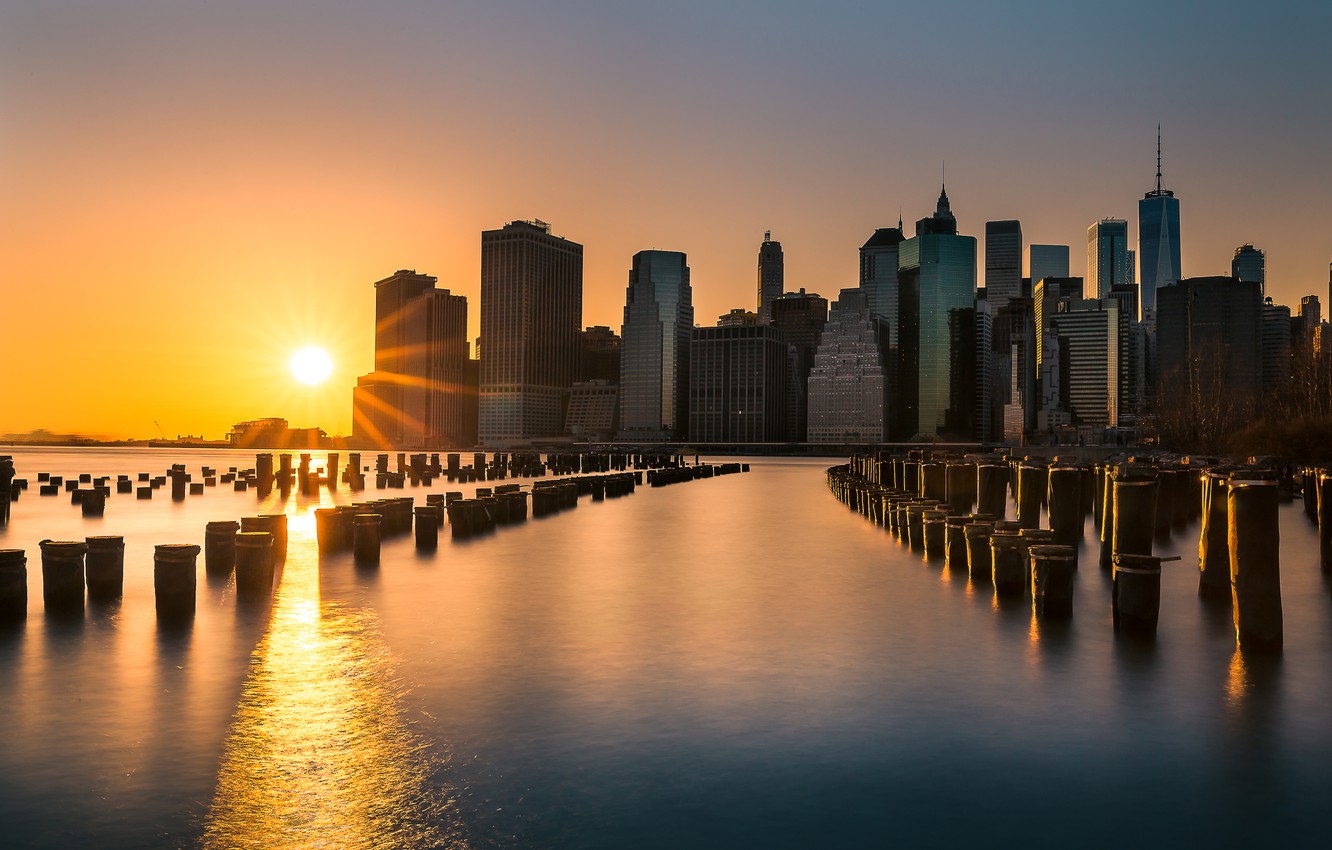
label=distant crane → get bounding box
[154,420,167,439]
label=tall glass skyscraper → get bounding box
[984,220,1022,310]
[619,250,693,440]
[1138,130,1181,316]
[896,187,978,439]
[1028,244,1070,293]
[1087,219,1131,302]
[859,224,904,331]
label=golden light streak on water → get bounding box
[202,507,465,849]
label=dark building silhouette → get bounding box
[717,308,759,327]
[1028,244,1070,297]
[1157,275,1262,402]
[620,250,692,441]
[479,220,583,446]
[579,326,621,384]
[993,295,1037,436]
[757,231,784,324]
[1087,219,1131,301]
[1261,298,1292,395]
[770,289,829,442]
[688,325,788,443]
[985,220,1023,311]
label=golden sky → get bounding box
[3,1,1330,438]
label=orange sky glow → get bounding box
[3,1,1329,439]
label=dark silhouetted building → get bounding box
[771,289,829,442]
[579,326,621,384]
[718,308,759,327]
[1049,298,1123,428]
[479,220,583,446]
[1157,276,1262,401]
[688,325,788,443]
[566,380,619,440]
[757,231,784,324]
[619,250,692,441]
[1262,298,1292,395]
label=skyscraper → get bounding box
[859,224,905,331]
[1157,276,1262,402]
[1232,244,1265,294]
[757,231,784,323]
[1261,298,1292,396]
[770,289,829,442]
[896,187,978,439]
[1086,219,1131,302]
[807,289,891,443]
[619,250,693,441]
[1138,128,1181,316]
[1049,298,1121,428]
[351,270,474,448]
[479,220,583,446]
[1028,244,1070,295]
[688,325,788,443]
[984,220,1022,311]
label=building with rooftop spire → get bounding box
[896,185,978,439]
[757,231,784,323]
[1138,126,1181,317]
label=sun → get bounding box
[290,346,334,386]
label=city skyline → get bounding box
[4,1,1331,438]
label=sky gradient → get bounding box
[3,0,1330,438]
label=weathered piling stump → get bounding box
[40,540,87,614]
[354,513,382,565]
[234,532,274,598]
[0,549,27,620]
[923,508,949,559]
[945,515,969,572]
[921,462,946,502]
[1030,544,1076,619]
[85,536,125,601]
[1046,466,1082,546]
[414,506,439,550]
[990,531,1025,596]
[977,464,1007,519]
[153,544,199,621]
[1017,464,1043,529]
[205,520,239,576]
[80,488,106,518]
[1113,473,1158,561]
[946,463,976,515]
[1113,553,1161,636]
[1229,479,1283,651]
[906,502,930,552]
[1198,471,1231,599]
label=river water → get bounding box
[0,447,1329,848]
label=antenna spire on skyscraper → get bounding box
[1156,124,1162,193]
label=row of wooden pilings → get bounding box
[0,460,747,624]
[832,452,1320,651]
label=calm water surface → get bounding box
[1,447,1330,848]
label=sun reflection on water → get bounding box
[202,509,464,849]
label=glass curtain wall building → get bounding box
[619,250,693,441]
[1087,219,1131,302]
[896,188,978,440]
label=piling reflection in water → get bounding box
[202,505,464,849]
